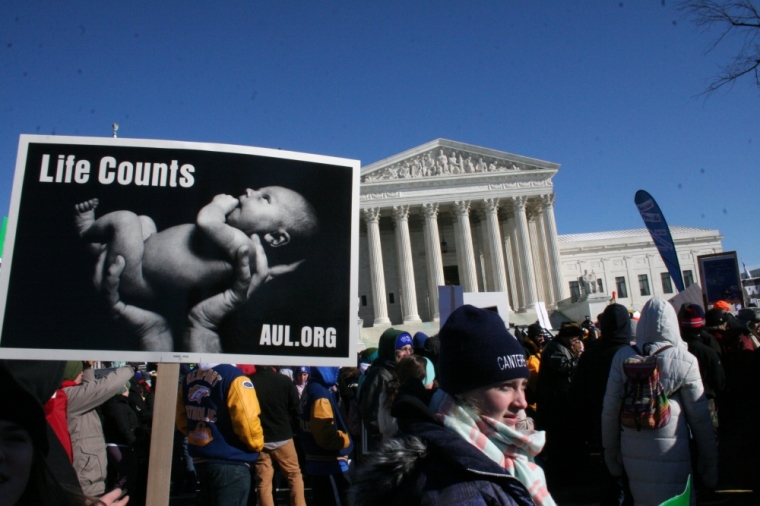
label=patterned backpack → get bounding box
[620,344,673,431]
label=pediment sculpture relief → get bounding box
[362,148,538,183]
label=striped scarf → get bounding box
[430,389,555,506]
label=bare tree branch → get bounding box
[677,0,760,95]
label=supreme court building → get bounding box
[357,139,723,328]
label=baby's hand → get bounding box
[210,194,240,215]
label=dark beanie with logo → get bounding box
[438,305,529,395]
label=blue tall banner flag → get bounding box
[634,190,685,293]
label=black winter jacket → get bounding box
[536,338,578,412]
[358,328,402,434]
[680,328,726,400]
[102,394,140,446]
[571,303,634,441]
[250,367,300,443]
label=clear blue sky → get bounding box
[2,1,759,266]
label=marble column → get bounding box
[533,200,555,306]
[512,196,537,311]
[361,208,391,325]
[422,203,445,321]
[476,211,492,291]
[392,205,421,323]
[482,199,510,309]
[453,200,479,292]
[501,214,520,311]
[505,214,525,310]
[528,215,547,304]
[541,194,567,302]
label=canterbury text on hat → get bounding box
[498,354,527,371]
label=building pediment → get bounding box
[360,139,560,206]
[361,139,559,183]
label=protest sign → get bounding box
[743,277,760,307]
[0,135,360,365]
[697,251,742,306]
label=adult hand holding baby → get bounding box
[184,236,305,352]
[185,244,253,352]
[102,244,253,353]
[103,253,174,352]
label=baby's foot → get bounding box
[75,199,99,237]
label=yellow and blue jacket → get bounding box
[299,367,353,475]
[176,364,264,464]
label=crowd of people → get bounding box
[3,298,760,505]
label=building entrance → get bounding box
[443,265,460,286]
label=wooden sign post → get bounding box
[146,363,180,506]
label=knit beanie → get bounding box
[413,332,429,349]
[63,360,83,381]
[705,308,726,327]
[395,332,413,349]
[0,364,49,456]
[438,305,529,395]
[678,303,705,328]
[527,323,543,337]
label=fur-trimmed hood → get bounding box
[349,436,428,506]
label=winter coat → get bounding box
[351,379,534,506]
[64,366,135,496]
[250,366,300,443]
[601,298,717,506]
[299,367,353,475]
[377,390,398,441]
[176,364,264,464]
[357,328,400,434]
[536,338,578,416]
[128,381,152,428]
[101,394,140,446]
[572,304,632,447]
[679,328,726,400]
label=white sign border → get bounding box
[0,135,360,367]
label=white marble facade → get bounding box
[357,139,725,327]
[358,139,566,326]
[558,227,723,310]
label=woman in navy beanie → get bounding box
[351,305,554,506]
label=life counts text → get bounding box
[38,154,195,188]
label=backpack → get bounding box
[620,344,673,431]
